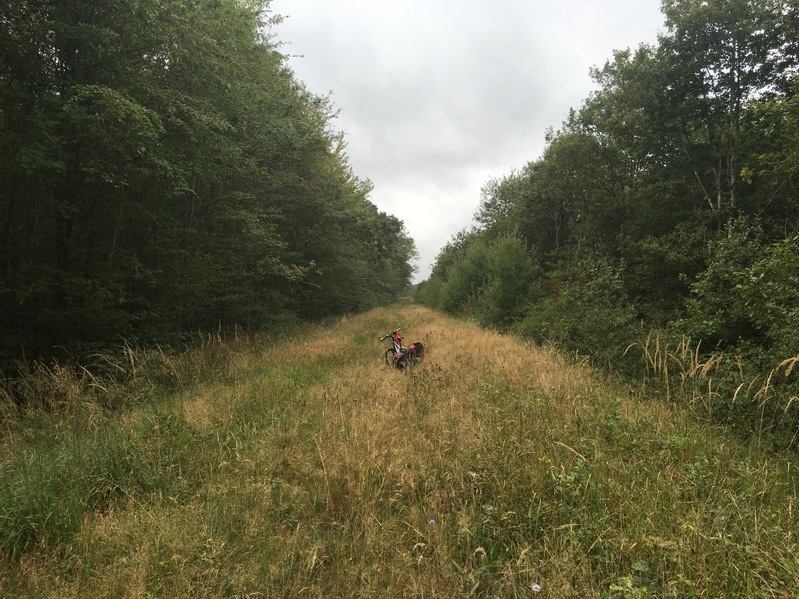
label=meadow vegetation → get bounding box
[1,305,798,597]
[416,0,799,447]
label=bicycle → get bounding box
[379,328,424,369]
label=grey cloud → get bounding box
[270,0,664,281]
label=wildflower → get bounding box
[428,519,436,526]
[531,583,541,593]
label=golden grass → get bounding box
[2,304,798,597]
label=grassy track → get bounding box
[1,304,798,597]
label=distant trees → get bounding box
[0,0,416,368]
[419,0,799,385]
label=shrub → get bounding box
[515,258,639,371]
[471,234,543,330]
[679,221,799,361]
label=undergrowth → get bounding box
[628,332,799,451]
[1,305,798,597]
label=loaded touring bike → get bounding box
[379,328,424,370]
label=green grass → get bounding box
[1,305,798,597]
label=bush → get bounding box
[515,258,639,371]
[471,234,543,330]
[438,237,490,314]
[679,221,799,360]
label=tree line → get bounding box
[0,0,416,371]
[417,0,799,445]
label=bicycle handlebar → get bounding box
[379,328,401,342]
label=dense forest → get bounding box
[0,0,416,371]
[417,0,799,444]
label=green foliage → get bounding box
[515,258,639,371]
[470,233,543,330]
[420,0,799,444]
[680,220,799,359]
[431,231,489,314]
[419,231,544,330]
[0,0,416,369]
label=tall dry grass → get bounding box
[2,305,798,597]
[631,332,799,449]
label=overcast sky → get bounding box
[268,1,666,282]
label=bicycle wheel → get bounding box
[385,347,396,367]
[395,351,409,370]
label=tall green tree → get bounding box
[0,0,417,368]
[422,0,799,373]
[659,0,797,222]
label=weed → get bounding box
[1,305,798,597]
